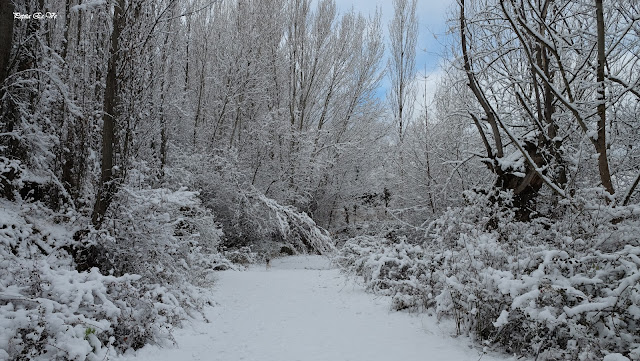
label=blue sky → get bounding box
[333,0,458,106]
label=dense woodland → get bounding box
[1,0,639,360]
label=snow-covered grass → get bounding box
[115,256,513,361]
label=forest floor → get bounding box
[115,256,516,361]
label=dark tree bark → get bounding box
[0,1,15,200]
[2,0,43,161]
[0,0,13,85]
[60,0,85,202]
[460,0,546,221]
[92,0,125,226]
[159,4,177,176]
[595,0,615,197]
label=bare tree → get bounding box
[458,0,564,220]
[388,0,417,141]
[454,0,640,219]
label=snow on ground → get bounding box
[116,256,516,361]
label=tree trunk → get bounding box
[460,0,545,221]
[159,5,176,176]
[595,0,615,197]
[0,1,13,86]
[193,51,206,147]
[92,0,125,226]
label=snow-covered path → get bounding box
[117,256,512,361]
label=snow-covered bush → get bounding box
[430,229,640,359]
[0,181,228,360]
[335,236,437,311]
[88,185,226,319]
[337,190,640,360]
[247,191,335,255]
[0,200,145,360]
[223,246,259,266]
[168,150,335,257]
[0,157,22,201]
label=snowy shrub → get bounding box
[223,246,259,266]
[431,192,640,360]
[0,182,229,360]
[93,185,224,310]
[334,235,387,278]
[335,236,437,311]
[168,150,335,257]
[247,191,335,255]
[0,200,141,360]
[338,190,640,360]
[0,157,22,201]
